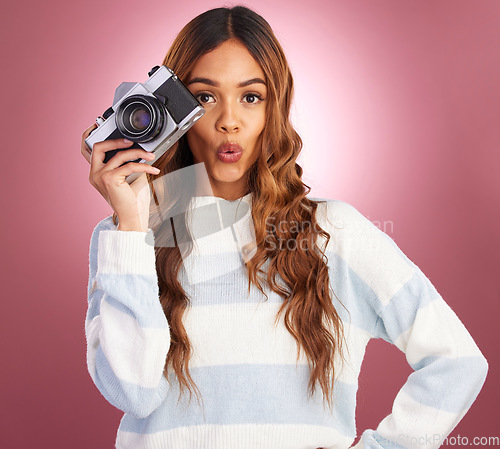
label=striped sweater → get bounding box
[85,193,488,449]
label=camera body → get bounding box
[85,65,205,184]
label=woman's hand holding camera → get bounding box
[81,124,160,232]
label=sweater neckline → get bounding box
[191,192,252,204]
[181,191,256,280]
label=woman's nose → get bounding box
[216,102,240,133]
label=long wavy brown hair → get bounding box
[112,5,345,411]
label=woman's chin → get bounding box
[211,165,245,183]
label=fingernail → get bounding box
[123,139,132,143]
[153,167,161,173]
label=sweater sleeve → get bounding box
[85,217,171,419]
[324,202,489,449]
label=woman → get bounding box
[81,6,488,449]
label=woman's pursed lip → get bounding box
[217,142,243,153]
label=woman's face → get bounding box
[185,39,267,201]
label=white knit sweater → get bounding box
[85,193,488,449]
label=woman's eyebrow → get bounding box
[187,77,266,88]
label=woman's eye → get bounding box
[195,92,264,105]
[243,93,263,104]
[196,93,215,104]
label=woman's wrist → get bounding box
[117,214,147,232]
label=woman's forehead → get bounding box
[188,40,266,87]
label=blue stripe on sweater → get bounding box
[182,250,382,337]
[86,287,102,322]
[96,274,168,329]
[94,345,169,419]
[376,269,440,342]
[327,253,442,344]
[326,252,382,336]
[119,364,357,437]
[180,261,285,307]
[403,355,488,413]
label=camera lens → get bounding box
[130,108,151,131]
[115,95,166,142]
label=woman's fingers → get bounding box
[101,147,156,171]
[84,128,161,223]
[89,138,134,171]
[80,124,97,164]
[107,161,161,181]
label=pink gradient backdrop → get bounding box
[1,0,498,447]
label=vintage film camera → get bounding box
[85,65,205,184]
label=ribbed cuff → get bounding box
[116,423,352,449]
[97,229,156,275]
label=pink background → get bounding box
[1,0,498,447]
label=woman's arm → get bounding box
[85,217,171,419]
[353,266,488,449]
[324,201,488,449]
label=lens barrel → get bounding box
[115,95,166,142]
